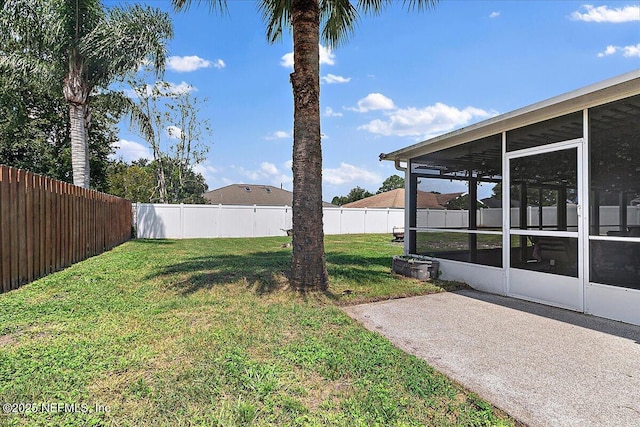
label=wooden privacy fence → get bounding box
[0,165,132,293]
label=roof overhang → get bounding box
[380,69,640,163]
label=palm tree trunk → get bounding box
[64,61,91,189]
[69,103,90,188]
[289,0,328,291]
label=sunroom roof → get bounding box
[379,69,640,163]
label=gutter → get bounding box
[379,153,406,172]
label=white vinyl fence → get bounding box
[135,204,406,238]
[135,203,640,239]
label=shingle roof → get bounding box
[342,189,462,209]
[203,184,334,206]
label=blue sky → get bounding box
[110,1,640,201]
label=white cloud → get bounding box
[166,126,183,140]
[571,4,640,23]
[164,81,197,95]
[359,102,496,139]
[265,130,291,140]
[193,161,220,188]
[597,43,640,58]
[489,11,500,18]
[319,45,336,65]
[280,52,294,68]
[166,55,225,72]
[110,139,152,162]
[349,93,396,112]
[284,159,293,169]
[622,43,640,57]
[235,162,292,187]
[597,45,618,57]
[324,107,343,117]
[323,163,381,186]
[281,44,336,68]
[321,73,350,84]
[260,162,279,175]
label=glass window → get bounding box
[507,111,583,152]
[590,240,640,289]
[510,234,578,278]
[416,231,502,268]
[510,148,578,231]
[409,134,503,268]
[589,95,640,236]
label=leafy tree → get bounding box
[377,175,405,194]
[106,160,156,202]
[128,81,211,203]
[172,0,439,291]
[163,158,209,204]
[0,0,172,188]
[332,186,374,205]
[107,158,208,204]
[445,194,486,210]
[0,72,118,190]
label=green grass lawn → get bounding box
[0,234,513,426]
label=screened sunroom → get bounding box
[380,70,640,326]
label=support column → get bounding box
[558,186,567,231]
[538,187,543,230]
[619,191,628,233]
[519,182,528,261]
[590,190,600,235]
[469,175,477,263]
[409,171,418,255]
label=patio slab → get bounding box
[343,290,640,427]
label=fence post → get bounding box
[253,204,257,237]
[180,203,185,239]
[363,207,367,234]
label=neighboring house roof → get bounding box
[203,184,335,206]
[419,191,464,209]
[342,189,463,209]
[342,189,405,208]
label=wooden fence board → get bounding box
[0,167,10,292]
[25,171,34,283]
[0,165,132,293]
[9,168,18,289]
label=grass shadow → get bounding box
[148,251,291,296]
[145,239,466,303]
[133,239,177,245]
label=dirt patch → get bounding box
[0,333,20,346]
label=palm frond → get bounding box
[255,0,437,48]
[171,0,228,14]
[81,4,173,84]
[355,0,393,15]
[402,0,439,12]
[0,0,66,85]
[55,0,103,47]
[320,0,359,48]
[356,0,438,15]
[258,0,292,44]
[0,53,59,86]
[107,90,155,145]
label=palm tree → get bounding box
[172,0,438,291]
[0,0,172,188]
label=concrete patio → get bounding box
[343,290,640,427]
